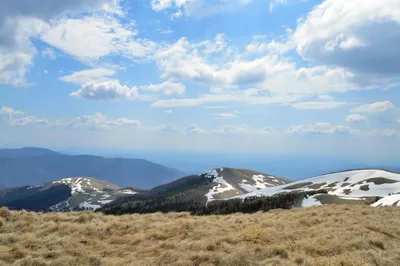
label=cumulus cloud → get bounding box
[218,125,248,134]
[288,122,353,135]
[153,36,294,89]
[346,114,367,124]
[1,106,48,127]
[187,124,205,134]
[70,80,138,101]
[294,0,400,77]
[0,0,120,86]
[351,101,395,115]
[10,116,48,126]
[140,80,185,95]
[260,126,275,134]
[60,68,116,85]
[54,113,139,131]
[41,15,157,62]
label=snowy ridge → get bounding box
[203,168,290,202]
[49,177,137,211]
[232,169,400,207]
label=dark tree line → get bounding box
[99,188,328,216]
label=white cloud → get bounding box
[154,36,294,88]
[41,15,157,63]
[0,106,24,121]
[215,113,237,119]
[70,80,138,101]
[54,113,139,131]
[290,101,347,110]
[217,124,248,134]
[288,122,353,135]
[151,0,252,19]
[60,68,116,85]
[140,80,185,95]
[187,124,205,134]
[41,47,57,59]
[346,114,366,124]
[260,126,275,134]
[204,106,227,109]
[11,116,49,126]
[318,95,333,100]
[158,27,174,34]
[269,0,288,12]
[294,0,400,77]
[151,124,180,133]
[164,110,172,114]
[246,37,293,55]
[351,101,395,115]
[0,0,120,86]
[371,129,399,138]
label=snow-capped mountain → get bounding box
[203,168,291,202]
[0,177,138,211]
[50,177,138,211]
[100,167,292,214]
[232,169,400,207]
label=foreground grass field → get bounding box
[1,205,400,266]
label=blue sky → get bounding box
[1,0,400,160]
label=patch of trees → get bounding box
[195,190,328,215]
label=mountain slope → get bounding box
[233,169,400,206]
[0,177,138,211]
[0,147,60,158]
[100,167,291,214]
[203,168,290,202]
[0,148,186,188]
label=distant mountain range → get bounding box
[0,147,186,188]
[0,167,290,212]
[1,148,399,214]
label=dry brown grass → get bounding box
[1,205,400,266]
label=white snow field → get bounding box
[231,169,400,207]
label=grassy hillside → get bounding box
[1,205,400,266]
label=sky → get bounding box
[1,0,400,160]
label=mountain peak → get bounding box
[202,167,291,202]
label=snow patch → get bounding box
[79,202,101,210]
[238,174,275,192]
[205,171,235,203]
[372,194,400,207]
[121,190,137,195]
[98,200,113,204]
[301,196,322,207]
